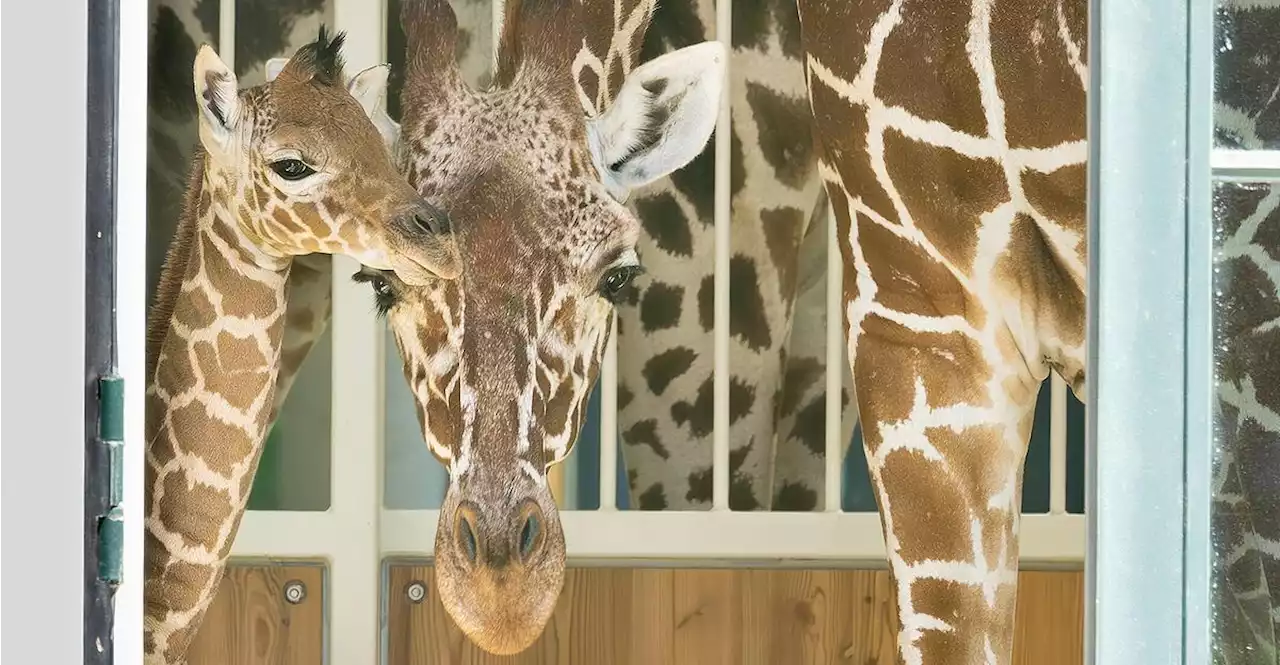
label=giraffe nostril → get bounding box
[518,514,540,560]
[515,500,545,563]
[455,505,480,563]
[412,205,451,236]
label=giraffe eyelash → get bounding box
[351,270,397,317]
[598,264,645,304]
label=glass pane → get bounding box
[383,325,448,509]
[1213,2,1280,150]
[147,0,337,512]
[1211,179,1280,664]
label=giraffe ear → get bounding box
[265,57,288,82]
[587,41,727,196]
[347,64,401,152]
[193,45,241,153]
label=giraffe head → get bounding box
[353,0,724,654]
[193,27,460,281]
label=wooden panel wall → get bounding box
[387,566,1083,665]
[187,563,325,665]
[188,564,1082,664]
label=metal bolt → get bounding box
[405,581,427,604]
[283,580,307,605]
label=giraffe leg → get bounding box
[772,191,859,511]
[852,329,1041,665]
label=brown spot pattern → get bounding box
[875,1,987,137]
[883,128,1006,274]
[639,281,684,331]
[760,206,806,303]
[911,578,1016,662]
[623,419,669,460]
[993,212,1085,350]
[158,473,235,551]
[642,346,696,395]
[1021,164,1087,239]
[859,214,979,324]
[989,0,1087,148]
[192,333,273,412]
[634,191,694,257]
[745,82,813,188]
[166,401,255,477]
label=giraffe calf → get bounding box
[143,28,458,665]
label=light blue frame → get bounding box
[1084,0,1215,662]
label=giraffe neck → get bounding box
[494,0,655,115]
[142,149,293,662]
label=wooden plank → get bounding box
[195,564,1082,664]
[1013,570,1085,665]
[385,566,1084,664]
[187,563,325,665]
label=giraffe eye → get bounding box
[269,158,316,181]
[351,270,397,316]
[598,265,644,303]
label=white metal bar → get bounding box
[1210,148,1280,173]
[711,0,733,511]
[379,509,1085,566]
[327,0,387,660]
[218,0,235,69]
[824,202,843,512]
[115,0,150,659]
[1049,373,1068,514]
[232,512,344,559]
[598,313,619,510]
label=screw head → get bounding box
[406,581,427,604]
[283,580,307,605]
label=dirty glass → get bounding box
[1210,2,1280,663]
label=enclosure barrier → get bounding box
[218,0,1088,661]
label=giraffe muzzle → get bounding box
[389,199,462,282]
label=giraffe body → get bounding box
[143,31,458,664]
[796,1,1087,661]
[618,0,859,513]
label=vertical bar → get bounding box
[824,201,843,512]
[115,0,149,660]
[1084,0,1200,660]
[711,0,732,511]
[218,0,235,69]
[85,0,120,660]
[1049,374,1067,515]
[599,314,619,511]
[330,1,386,662]
[1183,0,1216,660]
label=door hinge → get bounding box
[97,374,124,586]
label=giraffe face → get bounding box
[353,0,725,655]
[191,29,461,282]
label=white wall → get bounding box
[2,0,90,661]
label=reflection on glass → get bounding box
[383,326,449,509]
[1213,2,1280,150]
[249,326,333,511]
[1212,180,1280,664]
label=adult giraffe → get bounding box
[798,0,1089,661]
[373,0,1087,661]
